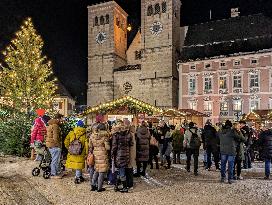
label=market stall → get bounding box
[178,109,208,128]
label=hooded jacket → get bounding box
[136,125,150,162]
[64,127,88,170]
[46,119,61,148]
[89,130,110,172]
[31,117,47,144]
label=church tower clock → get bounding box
[87,1,128,106]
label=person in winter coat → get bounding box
[111,121,133,193]
[127,124,137,188]
[172,125,184,164]
[30,110,47,161]
[259,126,272,179]
[157,121,168,166]
[239,121,252,169]
[46,114,62,178]
[149,131,159,169]
[89,123,110,192]
[64,120,88,184]
[161,126,173,169]
[232,123,246,180]
[219,120,245,184]
[202,121,220,170]
[135,121,150,177]
[183,122,201,175]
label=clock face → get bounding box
[95,32,106,44]
[150,21,163,35]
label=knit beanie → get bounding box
[77,120,85,127]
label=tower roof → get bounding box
[180,13,272,62]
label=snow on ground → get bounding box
[0,156,271,205]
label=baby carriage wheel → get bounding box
[43,170,51,179]
[32,167,40,176]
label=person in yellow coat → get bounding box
[64,120,88,184]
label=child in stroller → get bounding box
[32,141,52,179]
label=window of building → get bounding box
[233,75,242,88]
[251,58,258,65]
[105,14,109,24]
[205,63,211,69]
[154,3,160,14]
[250,99,260,112]
[204,77,212,90]
[162,2,167,13]
[59,102,63,109]
[190,65,196,70]
[233,60,241,66]
[135,50,141,60]
[188,78,196,93]
[147,5,153,16]
[220,102,228,111]
[249,73,259,87]
[220,61,226,67]
[219,76,227,89]
[100,16,105,25]
[116,18,120,27]
[204,101,213,112]
[188,101,197,110]
[94,16,99,26]
[233,100,242,111]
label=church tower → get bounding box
[87,1,128,106]
[140,0,182,108]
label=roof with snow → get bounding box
[180,13,272,62]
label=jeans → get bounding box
[92,171,105,190]
[89,166,95,186]
[75,169,82,178]
[186,148,199,173]
[49,147,61,176]
[119,167,126,181]
[265,158,272,177]
[243,150,252,169]
[159,144,164,164]
[221,154,235,181]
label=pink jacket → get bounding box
[30,117,47,144]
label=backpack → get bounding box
[189,129,201,149]
[87,153,95,166]
[68,133,83,155]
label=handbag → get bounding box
[87,152,95,166]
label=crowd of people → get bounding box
[30,111,272,193]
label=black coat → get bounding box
[202,125,219,151]
[259,130,272,159]
[136,126,150,162]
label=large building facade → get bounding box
[178,13,272,123]
[87,0,185,108]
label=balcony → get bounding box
[204,89,213,94]
[189,90,196,95]
[233,88,243,93]
[249,87,260,93]
[220,111,229,116]
[219,89,228,94]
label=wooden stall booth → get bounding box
[178,109,208,128]
[79,96,163,126]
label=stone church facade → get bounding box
[87,0,186,108]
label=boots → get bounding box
[114,180,120,192]
[119,181,128,193]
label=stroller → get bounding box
[32,141,51,179]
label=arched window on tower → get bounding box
[94,16,98,26]
[100,16,105,25]
[147,5,153,16]
[105,14,109,24]
[154,3,160,14]
[162,2,167,13]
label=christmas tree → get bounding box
[0,17,57,113]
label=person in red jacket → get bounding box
[30,109,47,160]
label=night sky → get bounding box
[0,0,270,105]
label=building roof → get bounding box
[113,64,141,72]
[180,13,272,62]
[55,81,74,100]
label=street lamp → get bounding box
[127,24,132,32]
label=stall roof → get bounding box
[178,109,208,117]
[80,96,163,117]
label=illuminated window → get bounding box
[219,76,227,89]
[250,99,259,112]
[188,101,197,110]
[220,102,228,111]
[154,4,160,14]
[147,5,153,16]
[233,100,242,111]
[162,2,167,13]
[204,101,213,112]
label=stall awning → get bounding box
[79,96,163,117]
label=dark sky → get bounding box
[0,0,270,104]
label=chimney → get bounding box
[231,8,240,18]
